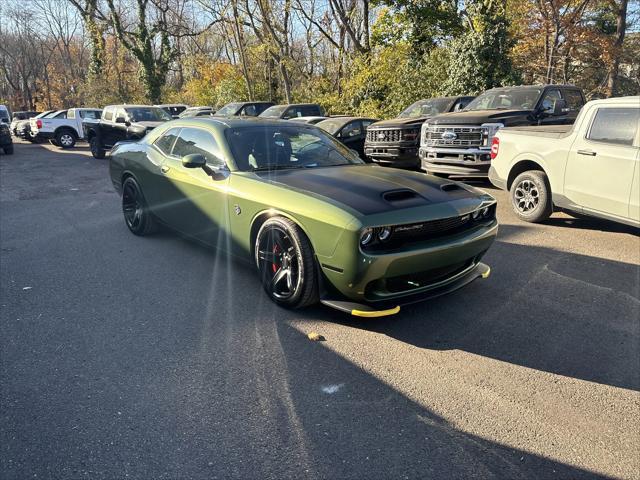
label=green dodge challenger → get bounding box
[109,117,498,317]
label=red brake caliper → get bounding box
[272,244,280,273]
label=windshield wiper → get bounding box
[251,165,300,172]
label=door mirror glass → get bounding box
[182,153,206,168]
[553,99,568,116]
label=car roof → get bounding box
[586,96,640,107]
[175,116,318,129]
[317,116,377,127]
[105,104,162,109]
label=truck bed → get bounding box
[500,125,573,139]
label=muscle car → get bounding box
[110,117,498,316]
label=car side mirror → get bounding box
[553,99,568,116]
[182,153,206,169]
[115,117,126,124]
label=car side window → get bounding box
[53,111,67,119]
[540,89,562,112]
[563,90,584,112]
[341,121,362,138]
[587,108,639,147]
[68,110,76,119]
[242,105,257,116]
[154,127,181,155]
[81,110,101,120]
[302,106,321,116]
[172,127,224,166]
[103,108,114,122]
[283,108,300,119]
[115,108,127,122]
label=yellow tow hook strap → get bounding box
[481,266,491,279]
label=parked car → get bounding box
[109,117,497,315]
[316,116,378,158]
[365,96,474,169]
[259,103,324,119]
[179,106,215,118]
[214,101,275,117]
[0,122,13,154]
[28,110,68,143]
[85,105,172,159]
[30,107,102,148]
[420,84,586,178]
[16,110,55,141]
[489,96,639,227]
[10,111,39,135]
[156,104,189,118]
[289,116,328,125]
[0,105,10,124]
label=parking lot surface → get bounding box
[1,140,639,479]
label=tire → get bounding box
[56,129,76,149]
[49,139,60,147]
[4,145,14,154]
[510,170,553,223]
[121,177,157,236]
[90,137,106,159]
[255,217,319,309]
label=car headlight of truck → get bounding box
[481,123,503,146]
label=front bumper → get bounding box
[319,221,498,314]
[364,143,420,169]
[419,147,491,177]
[322,262,491,316]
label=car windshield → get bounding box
[465,87,542,111]
[315,118,346,135]
[259,105,287,118]
[125,107,172,122]
[398,99,452,118]
[214,103,242,116]
[226,126,364,171]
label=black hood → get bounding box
[256,165,477,216]
[368,117,429,129]
[427,109,535,126]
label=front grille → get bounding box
[367,129,402,143]
[424,125,483,147]
[362,204,496,252]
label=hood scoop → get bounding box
[440,183,464,193]
[382,189,426,207]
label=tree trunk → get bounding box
[605,0,628,97]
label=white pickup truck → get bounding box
[489,96,639,227]
[30,107,102,148]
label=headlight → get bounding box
[360,228,374,246]
[472,210,481,220]
[482,206,490,217]
[378,227,392,241]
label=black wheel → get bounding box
[49,139,60,147]
[4,145,14,154]
[55,130,76,148]
[510,170,553,223]
[90,137,106,159]
[121,177,157,236]
[255,217,319,308]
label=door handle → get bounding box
[161,166,170,173]
[577,149,596,156]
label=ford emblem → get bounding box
[442,131,457,140]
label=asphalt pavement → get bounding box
[1,140,639,479]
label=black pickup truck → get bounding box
[419,84,586,177]
[84,105,172,159]
[364,96,475,169]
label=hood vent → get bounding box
[382,189,420,203]
[440,183,464,193]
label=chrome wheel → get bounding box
[514,179,540,213]
[122,181,142,230]
[59,133,74,147]
[257,227,301,300]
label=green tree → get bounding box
[444,0,519,95]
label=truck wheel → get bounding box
[56,130,76,149]
[4,145,14,155]
[49,139,60,147]
[90,137,106,159]
[510,170,553,223]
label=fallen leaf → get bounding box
[307,332,325,341]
